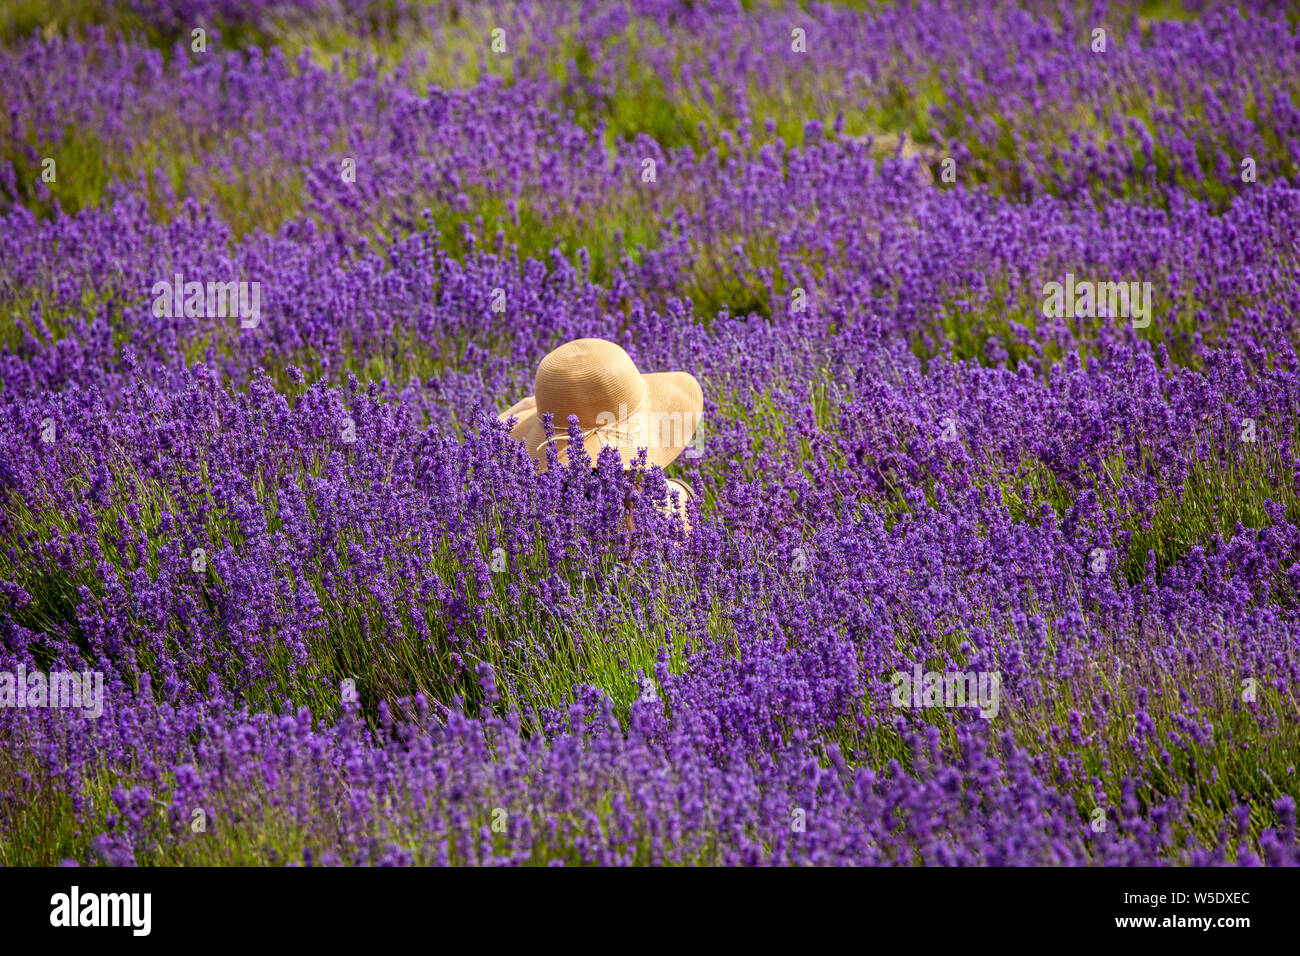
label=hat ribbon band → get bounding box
[533,382,650,454]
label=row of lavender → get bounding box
[2,1,1299,864]
[6,161,1299,410]
[6,1,1299,214]
[12,676,1295,866]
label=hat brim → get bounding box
[499,371,703,470]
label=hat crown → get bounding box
[533,338,645,430]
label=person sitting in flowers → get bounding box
[498,337,703,533]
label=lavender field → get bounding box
[1,0,1298,867]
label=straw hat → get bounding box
[499,338,703,470]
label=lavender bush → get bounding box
[0,0,1297,866]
